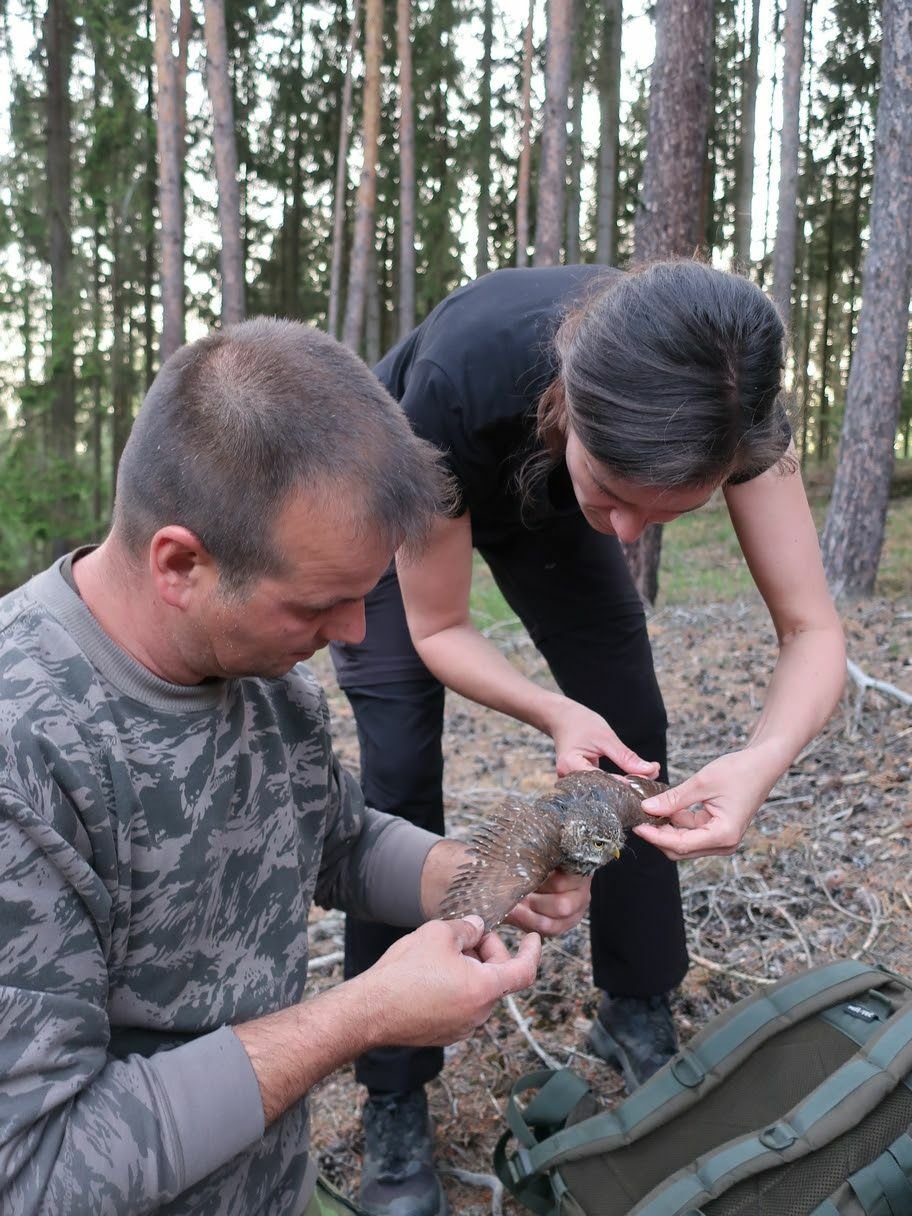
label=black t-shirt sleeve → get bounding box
[398,358,513,518]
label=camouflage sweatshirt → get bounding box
[0,557,440,1215]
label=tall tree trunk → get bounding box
[144,0,157,388]
[397,0,416,335]
[476,0,493,278]
[758,0,782,287]
[770,0,805,323]
[627,0,713,606]
[203,0,245,324]
[821,0,912,599]
[565,23,585,265]
[595,0,622,266]
[342,0,382,352]
[44,0,77,557]
[152,0,186,360]
[328,1,361,338]
[515,0,535,267]
[734,0,760,268]
[533,0,574,266]
[815,174,838,463]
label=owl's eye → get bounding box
[592,838,608,849]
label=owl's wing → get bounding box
[439,794,563,932]
[552,770,671,829]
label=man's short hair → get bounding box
[113,318,452,592]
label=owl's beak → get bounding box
[612,846,621,860]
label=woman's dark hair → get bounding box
[534,259,794,489]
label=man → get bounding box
[0,319,591,1215]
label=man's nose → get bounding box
[327,600,367,644]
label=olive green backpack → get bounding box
[496,960,912,1215]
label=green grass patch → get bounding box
[468,467,912,622]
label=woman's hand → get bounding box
[631,746,784,860]
[546,696,662,779]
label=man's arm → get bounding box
[0,791,266,1216]
[233,915,540,1125]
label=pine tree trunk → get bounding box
[515,0,535,267]
[627,0,713,606]
[565,45,584,265]
[533,0,574,266]
[397,0,416,336]
[770,0,805,323]
[328,0,360,339]
[734,0,760,268]
[595,0,622,266]
[342,0,382,352]
[152,0,186,360]
[203,0,245,325]
[821,0,912,599]
[816,175,838,463]
[476,0,493,278]
[45,0,77,557]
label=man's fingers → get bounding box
[476,931,512,964]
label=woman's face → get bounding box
[564,429,717,542]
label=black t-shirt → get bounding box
[375,265,617,542]
[375,265,789,541]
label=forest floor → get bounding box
[304,576,911,1215]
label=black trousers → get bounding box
[330,513,689,1095]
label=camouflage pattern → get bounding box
[0,559,438,1215]
[303,1177,367,1215]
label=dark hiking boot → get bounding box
[359,1088,448,1216]
[587,992,679,1092]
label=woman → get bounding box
[331,260,845,1216]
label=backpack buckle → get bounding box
[671,1050,706,1088]
[506,1146,535,1185]
[759,1120,797,1151]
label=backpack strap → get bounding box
[629,1004,912,1216]
[505,960,891,1188]
[844,1130,912,1215]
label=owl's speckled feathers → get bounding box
[440,769,668,931]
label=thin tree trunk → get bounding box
[821,0,912,599]
[203,0,245,324]
[815,174,838,463]
[342,0,382,352]
[627,0,713,606]
[565,15,585,266]
[397,0,416,335]
[595,0,622,265]
[770,0,805,322]
[143,0,156,388]
[476,0,493,278]
[734,0,760,268]
[515,0,535,267]
[328,0,362,338]
[45,0,77,557]
[758,0,781,287]
[152,0,186,360]
[533,0,574,266]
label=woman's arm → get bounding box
[396,511,660,777]
[635,449,846,858]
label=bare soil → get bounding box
[305,591,912,1214]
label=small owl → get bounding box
[440,769,669,931]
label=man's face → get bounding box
[187,493,393,679]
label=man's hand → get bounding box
[633,747,782,860]
[358,915,542,1048]
[504,868,593,935]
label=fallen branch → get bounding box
[846,659,912,709]
[439,1167,504,1216]
[690,952,776,985]
[504,994,561,1070]
[308,951,343,972]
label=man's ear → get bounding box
[149,526,215,609]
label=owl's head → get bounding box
[553,798,625,875]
